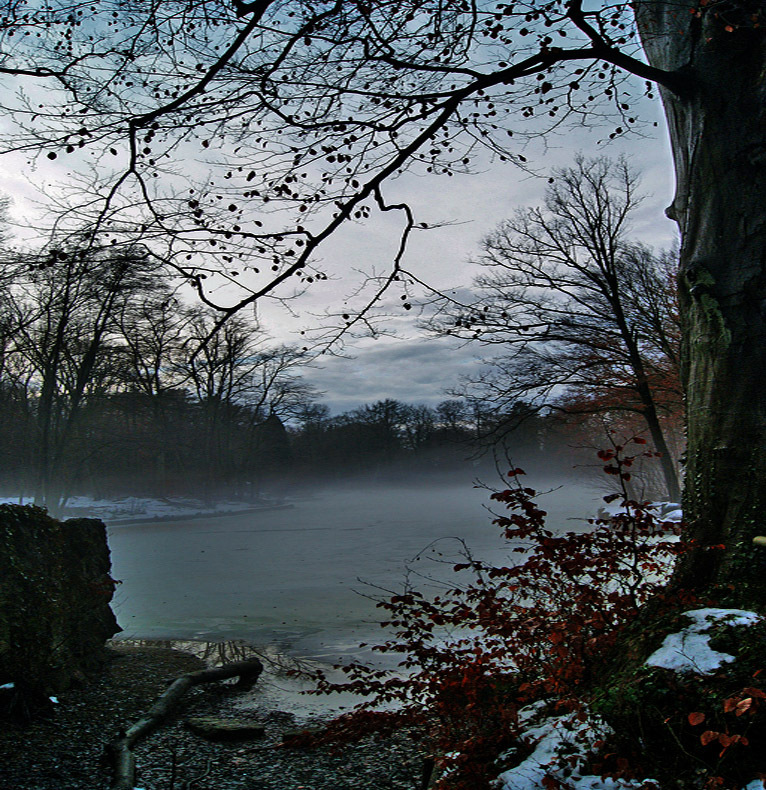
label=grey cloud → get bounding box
[303,337,482,414]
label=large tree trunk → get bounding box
[635,4,766,605]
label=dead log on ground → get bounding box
[107,657,263,790]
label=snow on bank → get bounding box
[495,703,657,790]
[496,609,764,790]
[596,501,682,523]
[0,494,290,524]
[645,608,762,675]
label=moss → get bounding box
[590,616,766,788]
[684,265,732,349]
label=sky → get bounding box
[0,76,678,416]
[259,100,679,414]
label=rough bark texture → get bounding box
[635,2,766,605]
[0,505,121,702]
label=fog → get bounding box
[108,474,602,667]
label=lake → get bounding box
[108,477,601,667]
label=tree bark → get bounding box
[635,3,766,605]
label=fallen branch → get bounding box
[107,657,264,790]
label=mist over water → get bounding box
[108,473,601,667]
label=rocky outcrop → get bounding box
[0,504,120,701]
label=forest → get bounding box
[0,1,765,789]
[0,237,572,507]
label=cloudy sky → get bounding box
[264,99,679,414]
[1,82,678,416]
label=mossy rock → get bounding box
[0,504,120,712]
[591,613,766,789]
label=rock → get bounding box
[185,716,266,741]
[0,504,120,705]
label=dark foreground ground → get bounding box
[0,644,423,790]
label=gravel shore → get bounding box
[0,643,424,790]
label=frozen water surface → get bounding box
[108,479,599,665]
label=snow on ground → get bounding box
[596,500,682,523]
[646,608,763,675]
[495,607,764,790]
[496,693,766,790]
[495,703,657,790]
[0,494,289,524]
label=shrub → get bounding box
[304,437,683,789]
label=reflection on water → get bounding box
[108,481,601,669]
[113,638,381,719]
[121,637,272,667]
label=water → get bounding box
[107,478,600,667]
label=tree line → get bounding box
[0,157,685,510]
[0,240,316,510]
[290,397,573,484]
[0,236,565,509]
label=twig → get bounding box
[181,757,213,790]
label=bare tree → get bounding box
[428,156,682,499]
[177,306,317,493]
[7,243,162,509]
[0,1,686,332]
[0,1,763,596]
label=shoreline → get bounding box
[0,642,422,790]
[105,502,295,528]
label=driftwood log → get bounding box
[107,657,264,790]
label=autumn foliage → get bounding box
[304,438,684,789]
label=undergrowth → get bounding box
[295,437,765,789]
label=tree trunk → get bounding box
[638,390,682,503]
[613,296,683,501]
[635,4,766,605]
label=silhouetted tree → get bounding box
[429,157,681,499]
[5,243,162,509]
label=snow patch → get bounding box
[496,705,657,790]
[0,494,287,524]
[646,608,762,675]
[596,501,682,523]
[495,696,761,790]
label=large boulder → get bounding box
[0,504,120,702]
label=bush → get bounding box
[304,437,684,789]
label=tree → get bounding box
[345,398,411,463]
[113,286,192,492]
[634,3,766,600]
[428,156,682,500]
[401,403,437,452]
[5,243,162,509]
[435,399,470,435]
[177,306,316,493]
[0,2,764,598]
[0,281,35,494]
